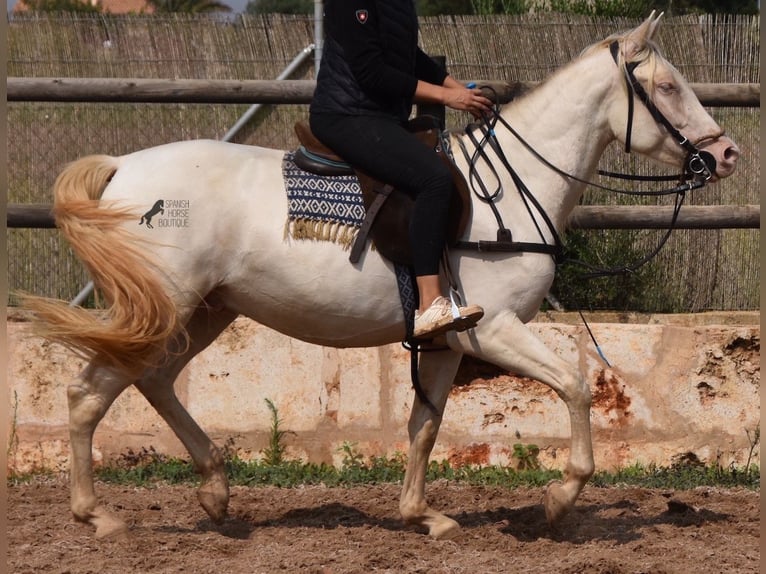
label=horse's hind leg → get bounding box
[134,302,238,524]
[68,363,135,538]
[399,349,464,539]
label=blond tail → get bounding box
[22,155,182,376]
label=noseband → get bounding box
[610,41,715,181]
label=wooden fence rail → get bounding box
[7,78,759,232]
[8,203,760,230]
[6,78,761,107]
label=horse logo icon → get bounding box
[139,199,164,229]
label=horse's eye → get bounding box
[657,82,676,95]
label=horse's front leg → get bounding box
[399,349,463,539]
[68,363,135,538]
[453,310,595,526]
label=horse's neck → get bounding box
[460,52,616,235]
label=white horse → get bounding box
[26,14,739,540]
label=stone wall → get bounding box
[7,311,760,475]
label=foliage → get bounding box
[80,444,758,490]
[262,398,289,466]
[480,0,759,14]
[512,443,541,470]
[6,392,20,476]
[590,460,760,489]
[93,446,199,485]
[19,0,102,12]
[745,426,760,472]
[15,0,760,19]
[417,0,474,15]
[11,400,759,493]
[71,400,760,491]
[242,0,758,16]
[651,0,759,15]
[244,0,475,15]
[246,0,313,14]
[71,422,760,492]
[146,0,231,13]
[548,229,662,312]
[547,0,654,17]
[471,0,531,15]
[23,0,235,12]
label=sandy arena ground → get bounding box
[7,476,760,573]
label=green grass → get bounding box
[12,443,749,491]
[8,446,759,491]
[8,403,759,492]
[8,401,759,491]
[591,462,760,490]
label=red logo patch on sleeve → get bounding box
[355,9,368,24]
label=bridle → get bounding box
[609,40,716,181]
[453,39,718,278]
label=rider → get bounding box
[309,0,492,339]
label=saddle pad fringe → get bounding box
[284,217,359,250]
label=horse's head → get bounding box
[604,12,739,182]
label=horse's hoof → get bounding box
[543,480,571,526]
[92,513,130,540]
[429,516,461,540]
[198,482,229,524]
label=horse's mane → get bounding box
[458,29,663,128]
[581,31,662,93]
[505,30,663,110]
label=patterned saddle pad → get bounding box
[283,150,364,249]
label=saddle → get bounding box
[293,117,471,265]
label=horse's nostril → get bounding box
[724,146,740,162]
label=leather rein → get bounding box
[453,40,715,277]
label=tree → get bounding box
[243,0,759,17]
[246,0,312,14]
[147,0,231,13]
[487,0,759,15]
[416,0,474,15]
[470,0,530,14]
[663,0,759,14]
[20,0,102,12]
[547,0,654,17]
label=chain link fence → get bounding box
[7,13,760,311]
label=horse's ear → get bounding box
[647,11,664,38]
[623,11,664,60]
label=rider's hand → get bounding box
[414,78,493,119]
[441,86,493,119]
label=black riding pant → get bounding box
[310,112,452,277]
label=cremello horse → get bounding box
[27,14,739,540]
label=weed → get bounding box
[15,412,759,492]
[262,398,290,466]
[7,392,20,471]
[512,443,541,471]
[590,460,759,490]
[339,442,365,469]
[745,426,760,479]
[54,450,758,491]
[335,442,405,484]
[96,446,197,486]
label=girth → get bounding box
[293,117,471,266]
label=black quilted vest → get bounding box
[311,1,419,122]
